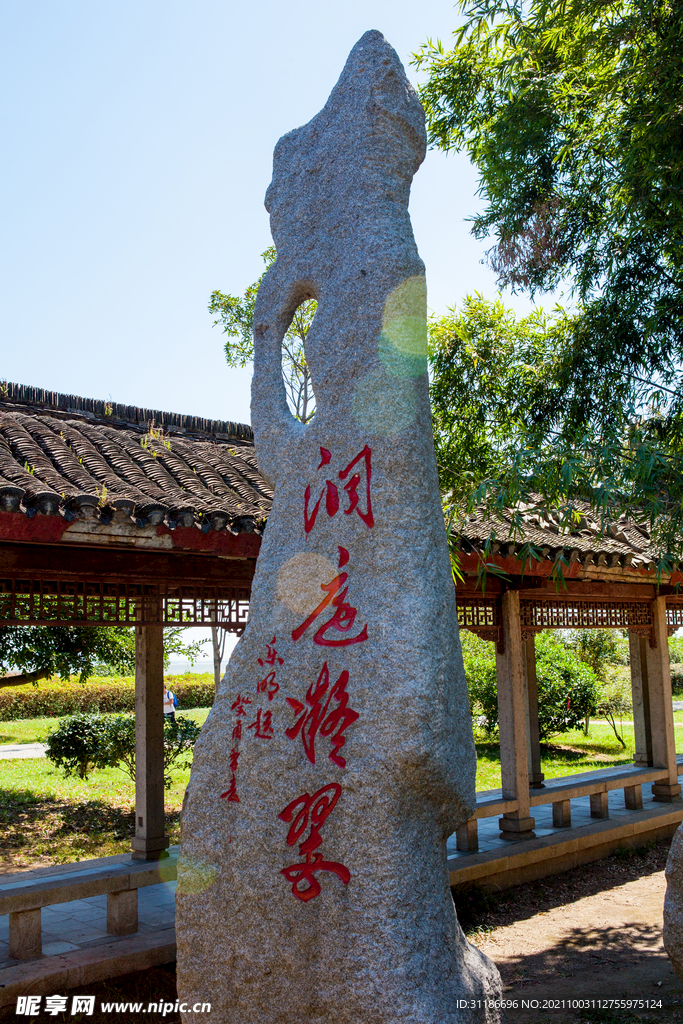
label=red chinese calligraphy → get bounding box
[248,708,274,739]
[258,637,284,669]
[278,783,350,902]
[257,671,279,701]
[286,662,358,767]
[221,775,239,802]
[304,445,374,533]
[231,694,252,716]
[232,720,242,741]
[291,572,368,647]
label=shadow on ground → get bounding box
[0,790,181,867]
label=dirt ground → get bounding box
[458,836,683,1022]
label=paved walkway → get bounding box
[0,743,46,760]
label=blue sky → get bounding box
[1,0,543,426]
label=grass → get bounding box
[0,716,55,744]
[474,717,683,791]
[0,702,681,867]
[0,708,210,868]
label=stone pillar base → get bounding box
[9,908,42,960]
[652,783,682,803]
[590,791,609,819]
[107,890,139,935]
[131,835,170,861]
[499,815,535,840]
[624,784,643,810]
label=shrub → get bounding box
[671,664,683,696]
[460,632,498,733]
[99,714,202,786]
[44,714,111,780]
[534,632,600,739]
[461,629,600,739]
[0,673,214,720]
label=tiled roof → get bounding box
[456,500,662,573]
[0,384,271,534]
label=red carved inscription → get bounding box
[286,662,358,768]
[279,783,350,901]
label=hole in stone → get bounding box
[283,298,317,424]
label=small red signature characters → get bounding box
[257,671,279,701]
[304,446,374,534]
[220,695,253,802]
[221,775,239,802]
[258,637,284,669]
[231,694,252,717]
[278,783,350,902]
[286,662,359,767]
[291,572,368,647]
[247,707,274,740]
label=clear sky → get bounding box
[1,0,542,426]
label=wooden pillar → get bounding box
[648,597,681,802]
[524,636,545,788]
[131,623,169,860]
[629,632,653,767]
[496,591,535,840]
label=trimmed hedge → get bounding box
[0,673,215,721]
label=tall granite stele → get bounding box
[176,30,503,1023]
[664,824,683,979]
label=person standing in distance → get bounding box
[163,682,177,723]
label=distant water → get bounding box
[166,659,214,676]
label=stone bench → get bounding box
[0,847,178,960]
[456,761,683,852]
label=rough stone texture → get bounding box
[176,30,504,1023]
[664,822,683,978]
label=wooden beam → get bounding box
[0,542,256,587]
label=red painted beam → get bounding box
[0,510,261,559]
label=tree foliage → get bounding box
[100,714,201,787]
[0,627,136,689]
[429,294,562,506]
[565,629,628,681]
[0,626,205,690]
[416,1,683,560]
[462,630,600,739]
[209,247,317,423]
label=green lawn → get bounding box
[475,717,683,791]
[0,717,55,744]
[0,709,210,868]
[0,705,681,868]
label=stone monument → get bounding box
[176,29,504,1023]
[664,824,683,978]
